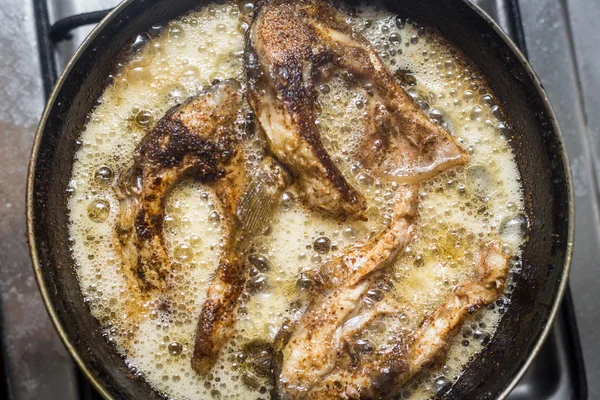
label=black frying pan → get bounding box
[26,0,574,398]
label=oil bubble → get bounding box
[434,376,451,396]
[357,173,375,186]
[246,273,268,293]
[313,236,332,254]
[174,243,193,261]
[134,110,154,128]
[473,329,491,345]
[353,339,374,354]
[428,108,446,124]
[113,76,129,97]
[190,234,203,247]
[242,2,255,14]
[126,33,155,69]
[126,67,153,86]
[94,166,114,186]
[168,24,185,40]
[208,211,220,224]
[181,66,200,84]
[469,105,485,121]
[319,84,331,94]
[281,191,295,209]
[480,94,494,106]
[168,341,183,356]
[248,254,273,273]
[365,288,385,303]
[297,271,313,291]
[395,17,405,30]
[87,199,110,223]
[499,214,528,244]
[343,227,356,238]
[163,84,188,104]
[463,90,475,101]
[506,201,518,212]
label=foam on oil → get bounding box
[67,2,526,399]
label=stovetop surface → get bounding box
[0,0,598,399]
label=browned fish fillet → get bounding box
[276,241,509,399]
[115,80,246,294]
[273,187,417,398]
[192,157,291,374]
[115,79,293,374]
[246,0,467,220]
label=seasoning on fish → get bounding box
[275,242,509,399]
[246,0,467,222]
[115,80,247,294]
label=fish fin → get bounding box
[229,157,291,254]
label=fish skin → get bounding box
[273,187,417,399]
[276,241,509,400]
[246,0,467,221]
[192,157,291,375]
[115,80,244,295]
[113,79,293,375]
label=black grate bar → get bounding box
[50,9,112,43]
[33,0,58,99]
[561,286,588,399]
[505,1,586,398]
[507,0,528,57]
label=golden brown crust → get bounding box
[247,0,467,222]
[114,81,243,295]
[247,0,368,220]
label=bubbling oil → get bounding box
[67,2,526,399]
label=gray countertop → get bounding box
[0,1,78,398]
[0,0,598,398]
[518,1,600,396]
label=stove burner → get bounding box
[22,0,587,399]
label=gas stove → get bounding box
[0,0,597,399]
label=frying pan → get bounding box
[26,0,574,398]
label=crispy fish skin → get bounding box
[246,0,467,221]
[246,8,367,220]
[115,80,244,294]
[273,188,416,397]
[279,242,509,400]
[114,78,294,374]
[192,157,291,374]
[273,188,417,398]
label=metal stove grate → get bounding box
[25,0,588,399]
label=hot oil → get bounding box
[67,2,526,399]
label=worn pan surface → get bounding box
[27,0,574,398]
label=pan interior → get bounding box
[29,0,572,399]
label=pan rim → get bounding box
[25,1,576,399]
[27,1,140,399]
[461,1,575,398]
